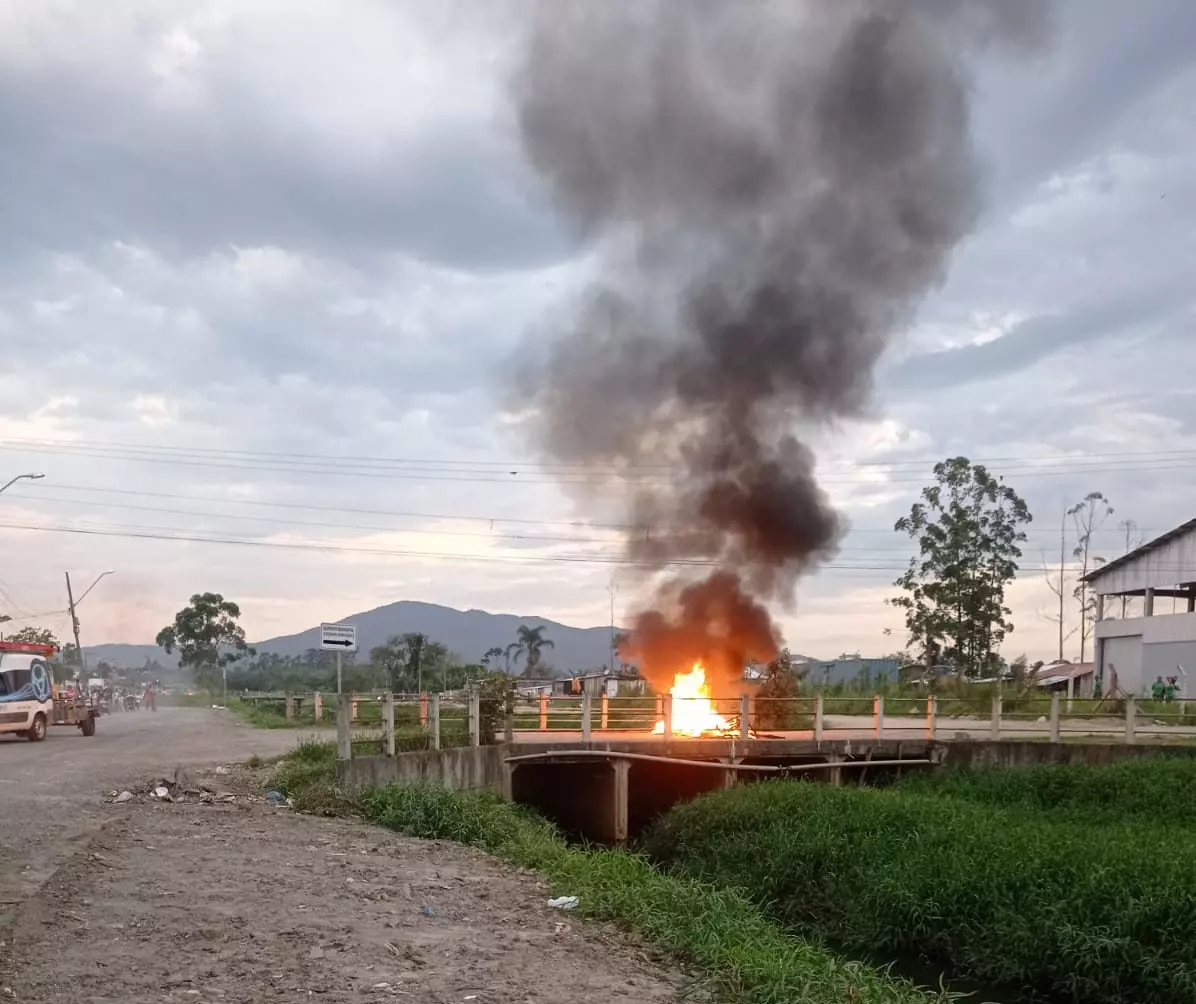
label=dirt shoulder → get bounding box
[5,795,679,1003]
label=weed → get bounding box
[897,756,1196,825]
[644,779,1196,1004]
[357,785,956,1004]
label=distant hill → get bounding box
[87,600,622,675]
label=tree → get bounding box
[400,632,429,692]
[1041,509,1075,663]
[8,626,59,648]
[754,649,806,731]
[156,593,253,697]
[512,624,554,677]
[1116,518,1145,617]
[371,636,409,692]
[1069,492,1113,663]
[891,457,1032,678]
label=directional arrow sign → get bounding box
[320,623,358,653]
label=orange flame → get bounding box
[653,663,731,737]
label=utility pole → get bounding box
[65,572,84,684]
[1057,509,1066,663]
[608,577,617,675]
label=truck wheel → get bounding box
[27,713,47,742]
[80,715,96,737]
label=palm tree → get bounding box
[503,642,521,675]
[513,624,554,678]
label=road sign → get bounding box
[320,623,358,653]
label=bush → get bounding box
[644,780,1196,1003]
[356,785,953,1004]
[897,756,1196,825]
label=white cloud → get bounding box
[0,0,1192,669]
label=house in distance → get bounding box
[1084,517,1196,698]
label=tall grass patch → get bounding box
[645,780,1196,1004]
[897,756,1196,825]
[357,785,955,1004]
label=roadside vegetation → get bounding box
[644,770,1196,1004]
[271,741,955,1004]
[897,755,1196,825]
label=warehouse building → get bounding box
[1084,518,1196,698]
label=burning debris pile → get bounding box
[510,1,1051,724]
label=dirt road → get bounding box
[0,706,303,909]
[0,708,679,1003]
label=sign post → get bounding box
[320,623,358,695]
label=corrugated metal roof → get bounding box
[1082,517,1196,583]
[1032,661,1094,682]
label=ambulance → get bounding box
[0,641,98,740]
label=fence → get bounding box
[238,688,1196,758]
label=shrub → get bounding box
[357,785,953,1004]
[644,780,1196,1004]
[898,756,1196,825]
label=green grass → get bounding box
[271,746,953,1004]
[358,786,955,1004]
[897,755,1196,825]
[644,779,1196,1004]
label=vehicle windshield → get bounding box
[0,669,32,697]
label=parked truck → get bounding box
[0,641,99,740]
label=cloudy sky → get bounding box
[0,0,1193,665]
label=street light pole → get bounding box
[65,570,115,683]
[0,472,45,495]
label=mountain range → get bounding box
[86,600,621,675]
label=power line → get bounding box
[3,518,1195,578]
[7,435,1196,473]
[5,439,1196,486]
[0,518,915,571]
[6,482,1171,539]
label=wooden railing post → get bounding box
[814,694,825,742]
[539,693,548,731]
[469,689,481,747]
[1049,692,1061,743]
[601,692,610,731]
[1125,695,1136,744]
[739,693,751,741]
[663,694,673,740]
[990,695,1002,741]
[313,692,323,722]
[429,693,441,751]
[874,695,884,739]
[581,690,593,742]
[926,694,937,740]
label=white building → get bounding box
[1085,518,1196,698]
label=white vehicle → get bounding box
[0,641,98,740]
[0,641,56,741]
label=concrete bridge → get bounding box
[339,731,1192,844]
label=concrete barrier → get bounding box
[339,744,509,794]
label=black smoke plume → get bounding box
[509,0,1051,692]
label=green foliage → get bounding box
[898,757,1196,825]
[644,778,1196,1004]
[511,624,554,677]
[891,457,1031,677]
[7,625,59,647]
[355,785,953,1004]
[156,592,253,696]
[272,740,347,815]
[477,671,516,743]
[754,649,808,730]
